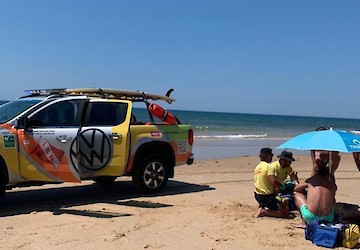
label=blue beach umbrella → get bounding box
[277,129,360,153]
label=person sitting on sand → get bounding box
[254,148,288,218]
[268,151,299,194]
[293,163,337,228]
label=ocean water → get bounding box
[4,98,358,161]
[167,109,360,160]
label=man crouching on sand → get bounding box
[254,148,288,218]
[294,164,337,228]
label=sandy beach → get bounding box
[1,153,359,250]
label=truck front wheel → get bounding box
[132,155,169,194]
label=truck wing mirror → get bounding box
[16,116,28,129]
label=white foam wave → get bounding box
[352,130,360,134]
[195,126,209,130]
[195,133,268,139]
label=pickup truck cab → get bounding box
[0,88,194,195]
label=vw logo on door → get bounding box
[70,128,112,171]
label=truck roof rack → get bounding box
[24,88,176,103]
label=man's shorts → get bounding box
[300,204,335,223]
[254,192,278,210]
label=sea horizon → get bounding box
[168,109,360,160]
[2,100,360,160]
[172,107,360,121]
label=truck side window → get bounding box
[30,100,81,127]
[87,102,128,126]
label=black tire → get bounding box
[132,155,169,194]
[94,176,117,185]
[0,158,8,197]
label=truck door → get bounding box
[77,100,131,178]
[18,98,85,182]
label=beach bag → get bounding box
[305,219,319,241]
[312,224,339,248]
[305,220,339,248]
[341,224,360,248]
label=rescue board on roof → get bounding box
[24,88,176,103]
[66,88,176,103]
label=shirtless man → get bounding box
[294,164,337,228]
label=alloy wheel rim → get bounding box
[143,161,165,189]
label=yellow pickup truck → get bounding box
[0,88,194,195]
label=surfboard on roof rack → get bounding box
[25,88,176,103]
[66,88,176,103]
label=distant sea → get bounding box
[167,109,360,160]
[3,100,359,161]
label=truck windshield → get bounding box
[0,99,42,123]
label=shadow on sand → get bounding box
[0,179,214,218]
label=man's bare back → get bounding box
[304,175,336,217]
[294,166,337,228]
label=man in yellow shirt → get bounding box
[254,148,288,218]
[268,151,299,194]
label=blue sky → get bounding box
[0,1,359,119]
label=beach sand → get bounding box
[1,154,360,249]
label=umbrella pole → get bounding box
[329,127,333,179]
[329,150,332,180]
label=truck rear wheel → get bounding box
[0,159,8,197]
[132,155,169,194]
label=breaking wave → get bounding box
[195,133,268,140]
